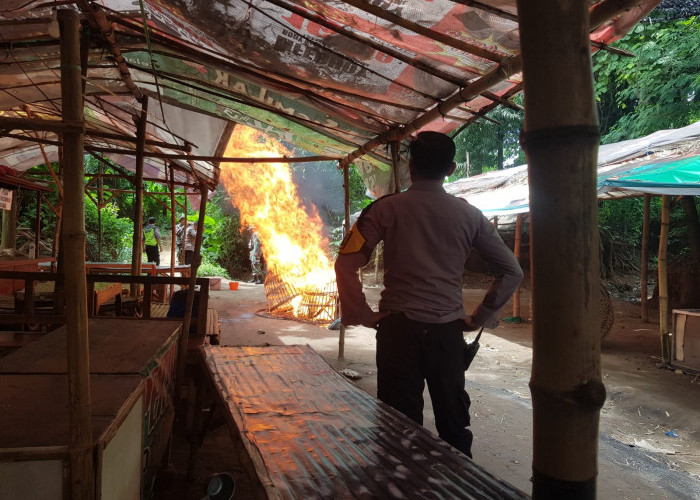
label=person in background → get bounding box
[248,229,266,284]
[334,131,523,459]
[183,220,197,266]
[175,215,186,264]
[142,216,162,266]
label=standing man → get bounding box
[175,215,186,264]
[248,229,266,284]
[142,216,162,266]
[183,220,197,266]
[334,131,523,458]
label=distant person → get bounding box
[248,230,266,284]
[183,220,197,266]
[142,216,162,266]
[335,132,523,458]
[175,215,186,264]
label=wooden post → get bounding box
[169,166,177,300]
[513,213,523,319]
[640,194,650,322]
[658,195,671,363]
[175,185,208,393]
[517,1,604,498]
[338,163,351,360]
[35,191,42,258]
[59,9,94,499]
[181,175,189,264]
[130,97,148,295]
[97,158,104,260]
[1,190,18,248]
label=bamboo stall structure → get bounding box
[0,1,664,498]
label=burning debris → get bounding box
[219,125,338,325]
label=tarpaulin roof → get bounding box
[445,121,700,216]
[0,0,659,195]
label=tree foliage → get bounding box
[593,16,700,143]
[451,98,525,178]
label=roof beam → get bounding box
[76,0,143,102]
[338,0,504,63]
[0,116,83,133]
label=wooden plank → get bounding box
[0,374,142,449]
[0,318,179,374]
[202,345,529,500]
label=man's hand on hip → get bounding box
[362,311,390,329]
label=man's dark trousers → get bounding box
[376,313,473,458]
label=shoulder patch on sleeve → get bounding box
[339,224,366,255]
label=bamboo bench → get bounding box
[196,344,530,500]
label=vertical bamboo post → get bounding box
[181,175,189,264]
[658,195,671,363]
[513,213,523,319]
[338,163,350,360]
[169,165,177,300]
[97,158,103,260]
[130,97,148,295]
[59,9,94,499]
[1,191,18,248]
[35,191,41,258]
[640,194,650,322]
[517,1,604,498]
[175,184,208,394]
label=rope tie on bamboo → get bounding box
[529,379,606,412]
[519,125,600,151]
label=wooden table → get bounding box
[85,261,157,276]
[0,257,53,294]
[0,317,180,374]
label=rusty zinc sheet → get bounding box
[202,344,529,499]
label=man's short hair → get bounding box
[409,131,456,180]
[148,217,156,223]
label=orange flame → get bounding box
[219,125,335,292]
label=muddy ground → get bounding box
[155,276,700,500]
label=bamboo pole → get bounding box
[98,159,103,260]
[1,192,18,249]
[35,191,41,258]
[169,165,177,300]
[658,195,671,363]
[175,184,208,395]
[641,194,650,322]
[517,1,604,498]
[512,213,523,319]
[0,116,83,133]
[130,97,148,295]
[338,163,351,360]
[59,9,94,499]
[181,175,188,265]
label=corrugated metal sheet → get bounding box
[203,344,529,499]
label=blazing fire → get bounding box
[219,125,337,324]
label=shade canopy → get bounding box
[0,0,659,195]
[445,121,700,215]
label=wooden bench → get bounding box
[150,303,219,345]
[196,345,530,499]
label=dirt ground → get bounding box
[154,275,700,500]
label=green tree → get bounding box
[593,16,700,143]
[451,98,524,179]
